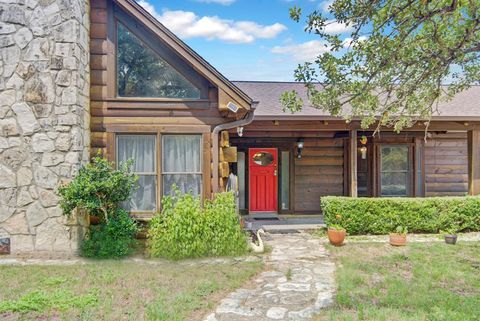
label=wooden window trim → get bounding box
[110,130,207,215]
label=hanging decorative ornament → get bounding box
[360,135,368,145]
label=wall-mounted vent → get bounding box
[0,238,10,255]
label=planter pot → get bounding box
[389,233,407,246]
[444,234,457,245]
[327,228,346,246]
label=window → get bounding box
[380,145,411,197]
[280,151,290,210]
[162,135,202,196]
[116,23,201,99]
[117,135,157,211]
[237,152,246,210]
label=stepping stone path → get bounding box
[204,232,336,321]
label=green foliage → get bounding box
[57,157,139,258]
[81,209,138,259]
[394,225,408,235]
[284,1,480,132]
[0,289,98,313]
[148,190,248,260]
[328,224,345,231]
[58,156,137,222]
[321,196,480,235]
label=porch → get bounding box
[224,119,480,215]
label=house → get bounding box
[1,0,479,254]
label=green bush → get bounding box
[147,191,248,260]
[81,209,138,258]
[58,157,139,258]
[321,196,480,235]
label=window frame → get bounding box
[376,143,414,197]
[106,3,210,103]
[113,131,207,216]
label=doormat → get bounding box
[253,217,280,221]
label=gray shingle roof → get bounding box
[233,81,480,120]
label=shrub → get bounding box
[58,157,137,222]
[321,196,480,235]
[81,209,138,258]
[148,190,248,260]
[58,157,139,258]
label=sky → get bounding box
[136,0,352,81]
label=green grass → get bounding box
[314,242,480,321]
[0,260,262,321]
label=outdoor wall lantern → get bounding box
[297,138,304,159]
[360,146,367,159]
[237,126,244,137]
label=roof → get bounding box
[233,81,480,121]
[114,0,253,109]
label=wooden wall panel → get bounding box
[294,138,345,212]
[89,0,228,204]
[425,136,468,196]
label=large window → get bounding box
[117,135,157,211]
[116,23,200,99]
[116,134,202,212]
[162,135,202,196]
[380,145,411,197]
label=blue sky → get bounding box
[137,0,352,81]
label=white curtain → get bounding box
[117,135,157,211]
[162,135,201,196]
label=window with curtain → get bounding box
[380,145,411,197]
[116,135,157,211]
[116,22,201,99]
[280,151,290,210]
[162,135,202,196]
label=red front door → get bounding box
[249,148,278,212]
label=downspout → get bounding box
[212,108,255,194]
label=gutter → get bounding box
[212,108,256,193]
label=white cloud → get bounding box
[271,40,331,61]
[196,0,236,4]
[323,20,353,34]
[138,0,286,44]
[319,0,333,12]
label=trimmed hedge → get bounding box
[321,196,480,235]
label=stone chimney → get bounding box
[0,0,90,254]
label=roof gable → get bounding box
[113,0,253,111]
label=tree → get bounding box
[281,0,480,133]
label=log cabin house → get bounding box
[90,0,480,218]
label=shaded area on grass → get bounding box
[314,242,480,321]
[0,260,262,321]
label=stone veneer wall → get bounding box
[0,0,90,253]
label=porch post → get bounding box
[467,129,480,195]
[349,129,358,197]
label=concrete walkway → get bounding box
[204,232,336,321]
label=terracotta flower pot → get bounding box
[328,228,346,246]
[444,234,457,245]
[389,233,407,246]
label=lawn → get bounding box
[0,259,262,321]
[314,242,480,321]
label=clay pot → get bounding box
[444,234,457,245]
[389,233,407,246]
[327,228,346,246]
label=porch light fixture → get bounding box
[360,146,367,159]
[237,126,244,137]
[296,138,304,159]
[227,101,239,113]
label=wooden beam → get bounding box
[349,129,358,197]
[467,129,480,195]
